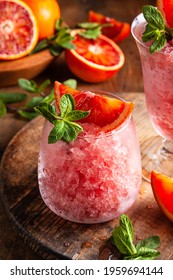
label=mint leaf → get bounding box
[120,214,134,241]
[77,22,100,29]
[0,100,6,117]
[0,92,27,104]
[65,110,90,121]
[79,26,101,39]
[62,122,81,142]
[111,215,136,255]
[150,33,166,53]
[142,24,158,42]
[141,5,171,53]
[55,18,63,31]
[142,5,165,30]
[63,79,77,89]
[18,79,38,93]
[60,94,75,117]
[30,39,49,54]
[48,120,65,144]
[34,102,57,124]
[124,247,160,260]
[136,236,160,251]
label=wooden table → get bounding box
[2,0,169,260]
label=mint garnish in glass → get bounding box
[34,93,90,143]
[142,5,173,53]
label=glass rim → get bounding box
[131,12,168,55]
[49,90,133,139]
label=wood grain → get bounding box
[1,93,173,260]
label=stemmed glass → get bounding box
[131,13,173,181]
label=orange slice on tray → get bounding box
[151,170,173,222]
[157,0,173,28]
[54,81,134,132]
[65,31,125,83]
[0,0,38,60]
[88,10,130,43]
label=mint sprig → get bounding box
[142,5,172,53]
[111,214,160,260]
[34,93,90,143]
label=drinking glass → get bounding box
[131,13,173,181]
[38,91,141,224]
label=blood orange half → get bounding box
[65,31,125,83]
[88,10,130,43]
[151,170,173,222]
[54,81,134,132]
[0,0,39,60]
[157,0,173,28]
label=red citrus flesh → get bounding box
[151,170,173,222]
[65,31,125,83]
[54,81,134,132]
[0,0,38,60]
[157,0,173,28]
[88,10,130,43]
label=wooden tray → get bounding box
[0,49,55,87]
[1,93,173,260]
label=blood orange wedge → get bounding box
[54,81,134,132]
[65,31,125,83]
[88,10,130,43]
[151,170,173,222]
[0,0,38,60]
[157,0,173,28]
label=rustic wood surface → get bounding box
[1,93,173,260]
[1,0,166,260]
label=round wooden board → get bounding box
[1,93,173,260]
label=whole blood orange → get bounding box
[0,0,38,60]
[65,31,125,83]
[23,0,61,40]
[54,81,134,132]
[151,170,173,222]
[157,0,173,28]
[88,10,130,43]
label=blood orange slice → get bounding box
[157,0,173,28]
[65,31,125,83]
[88,10,130,43]
[54,81,134,132]
[151,170,173,222]
[0,0,39,60]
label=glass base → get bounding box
[141,136,173,182]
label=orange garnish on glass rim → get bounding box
[0,0,38,60]
[54,81,134,132]
[151,170,173,222]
